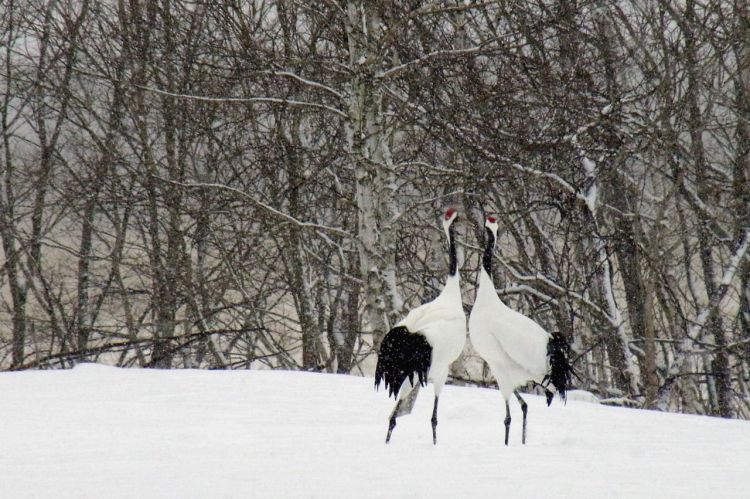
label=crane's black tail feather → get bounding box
[375,326,432,399]
[545,332,575,405]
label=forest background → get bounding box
[2,0,749,419]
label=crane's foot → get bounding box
[504,417,510,446]
[386,415,397,444]
[385,400,401,444]
[545,389,554,406]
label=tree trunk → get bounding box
[734,0,750,378]
[344,0,403,349]
[684,0,732,417]
[335,251,361,374]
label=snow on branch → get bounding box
[657,227,750,410]
[375,43,494,80]
[157,178,352,239]
[267,71,345,100]
[496,254,618,326]
[506,161,590,205]
[394,96,593,208]
[678,175,730,240]
[133,85,347,118]
[407,0,501,18]
[498,284,556,304]
[721,230,750,285]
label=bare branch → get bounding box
[133,84,348,118]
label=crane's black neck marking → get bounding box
[447,222,458,276]
[482,227,495,276]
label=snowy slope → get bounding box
[1,365,748,499]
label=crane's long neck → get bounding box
[447,222,458,277]
[482,227,495,277]
[478,228,505,308]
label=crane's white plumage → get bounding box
[469,216,573,445]
[375,208,466,444]
[398,272,465,394]
[470,269,550,397]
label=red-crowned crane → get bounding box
[468,215,574,445]
[375,208,466,445]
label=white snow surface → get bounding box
[1,364,748,498]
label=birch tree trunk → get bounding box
[0,0,27,368]
[344,1,402,348]
[732,0,750,401]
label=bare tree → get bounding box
[2,0,750,419]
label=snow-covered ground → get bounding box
[1,365,748,498]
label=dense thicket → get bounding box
[1,0,749,418]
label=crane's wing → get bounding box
[375,326,432,399]
[397,298,464,341]
[490,307,550,378]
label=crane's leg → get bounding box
[385,400,401,444]
[431,396,439,445]
[514,390,528,445]
[504,400,511,446]
[385,383,421,444]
